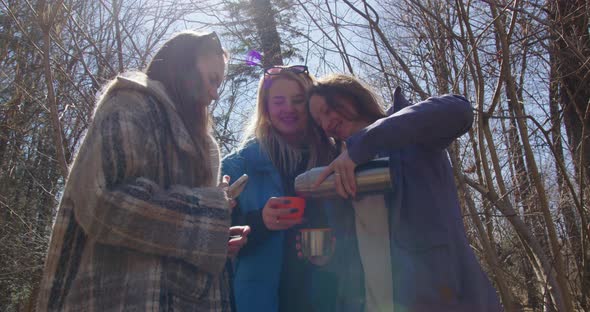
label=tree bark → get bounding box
[39,1,68,179]
[550,42,586,309]
[547,2,590,307]
[250,0,283,67]
[113,0,124,73]
[548,0,590,188]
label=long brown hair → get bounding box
[308,74,386,124]
[243,69,335,175]
[146,31,228,185]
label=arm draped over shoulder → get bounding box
[346,94,473,164]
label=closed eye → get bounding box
[271,97,286,105]
[292,98,305,105]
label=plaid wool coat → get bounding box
[36,73,232,312]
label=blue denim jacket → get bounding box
[345,88,502,311]
[221,140,285,312]
[222,140,366,312]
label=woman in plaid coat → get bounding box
[36,31,248,312]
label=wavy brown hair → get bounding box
[308,74,386,125]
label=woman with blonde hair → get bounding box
[36,31,249,312]
[221,66,358,312]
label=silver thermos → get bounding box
[295,157,393,199]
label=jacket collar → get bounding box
[387,86,412,115]
[110,73,199,157]
[241,139,277,172]
[240,139,283,190]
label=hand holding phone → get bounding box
[228,174,248,199]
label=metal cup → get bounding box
[299,228,334,259]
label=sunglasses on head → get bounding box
[264,65,308,76]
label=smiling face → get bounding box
[308,94,370,140]
[266,78,308,143]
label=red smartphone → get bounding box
[276,196,305,220]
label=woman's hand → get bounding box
[262,197,303,231]
[313,144,357,199]
[228,225,250,258]
[219,175,237,210]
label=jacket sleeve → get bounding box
[69,90,230,274]
[346,94,474,164]
[221,153,273,248]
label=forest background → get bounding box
[0,0,588,311]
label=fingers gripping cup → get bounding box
[276,196,305,220]
[299,228,334,259]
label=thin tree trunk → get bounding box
[448,144,517,311]
[40,1,68,179]
[250,0,283,67]
[510,23,552,309]
[548,0,590,188]
[488,2,574,310]
[113,0,124,73]
[547,2,590,307]
[550,44,585,309]
[498,107,542,310]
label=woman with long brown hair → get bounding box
[37,31,249,312]
[308,73,502,312]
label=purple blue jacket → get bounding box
[338,87,502,312]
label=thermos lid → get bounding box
[295,157,392,199]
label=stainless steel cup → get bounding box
[299,228,333,258]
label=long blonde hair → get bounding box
[243,68,334,176]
